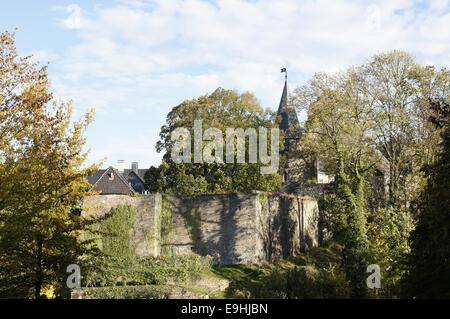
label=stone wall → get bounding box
[255,192,320,262]
[82,194,159,257]
[82,192,320,265]
[165,194,261,264]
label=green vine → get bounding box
[158,194,174,256]
[82,254,213,288]
[99,205,137,260]
[257,193,269,208]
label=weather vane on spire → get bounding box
[281,67,287,81]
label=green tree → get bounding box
[294,51,449,298]
[402,99,450,298]
[366,206,413,297]
[360,51,449,210]
[358,52,448,297]
[295,70,376,298]
[0,31,101,298]
[146,87,282,195]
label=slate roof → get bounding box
[277,80,300,139]
[126,170,147,194]
[87,166,148,195]
[86,169,105,185]
[122,169,148,181]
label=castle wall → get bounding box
[82,194,160,256]
[164,194,262,264]
[82,192,320,265]
[256,193,320,262]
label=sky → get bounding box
[1,0,449,169]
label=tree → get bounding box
[359,51,449,210]
[294,70,376,298]
[0,31,101,298]
[366,206,413,297]
[294,51,449,298]
[146,87,282,195]
[402,99,450,298]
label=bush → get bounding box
[82,254,214,288]
[216,243,350,299]
[255,264,349,299]
[79,286,170,299]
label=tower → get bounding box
[277,69,304,183]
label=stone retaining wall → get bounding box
[82,192,320,264]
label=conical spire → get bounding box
[277,80,288,116]
[277,78,299,138]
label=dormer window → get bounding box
[108,172,114,180]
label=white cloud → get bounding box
[50,0,450,167]
[366,4,382,30]
[60,0,449,78]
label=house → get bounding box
[87,161,149,195]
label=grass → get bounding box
[205,241,349,299]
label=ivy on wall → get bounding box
[99,205,136,260]
[257,193,269,208]
[158,194,174,256]
[80,201,214,290]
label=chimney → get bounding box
[131,162,138,174]
[117,160,125,173]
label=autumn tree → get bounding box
[359,51,449,211]
[356,52,447,296]
[146,87,282,195]
[294,51,449,298]
[294,69,377,298]
[0,31,100,298]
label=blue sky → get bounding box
[1,0,449,169]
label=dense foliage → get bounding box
[82,255,214,288]
[210,242,349,299]
[0,31,101,299]
[98,205,137,260]
[295,51,449,298]
[78,285,170,299]
[366,206,413,297]
[402,100,450,298]
[145,87,283,195]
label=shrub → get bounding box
[79,286,170,299]
[82,254,214,288]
